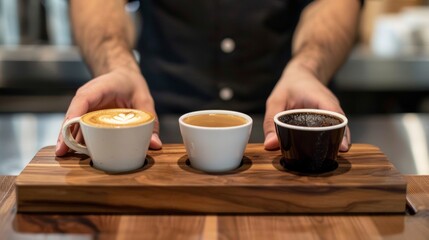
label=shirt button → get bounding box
[219,87,234,101]
[220,38,235,53]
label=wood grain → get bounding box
[405,175,429,214]
[1,176,428,239]
[15,144,407,213]
[0,176,16,236]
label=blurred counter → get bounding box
[0,46,88,112]
[1,113,428,175]
[334,45,429,114]
[335,45,429,91]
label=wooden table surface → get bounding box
[1,175,429,239]
[15,144,407,214]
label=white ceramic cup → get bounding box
[62,109,154,172]
[179,110,253,173]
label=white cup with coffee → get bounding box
[179,110,253,173]
[62,108,155,172]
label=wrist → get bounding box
[79,35,140,77]
[285,47,328,84]
[98,43,140,76]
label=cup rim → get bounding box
[179,110,253,130]
[274,109,348,131]
[79,108,155,129]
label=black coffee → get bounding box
[279,112,342,127]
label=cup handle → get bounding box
[62,117,90,155]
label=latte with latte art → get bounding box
[81,109,153,128]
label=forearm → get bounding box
[70,0,138,76]
[288,0,361,84]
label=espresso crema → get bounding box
[278,112,342,127]
[82,109,153,128]
[183,113,247,127]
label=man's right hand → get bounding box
[55,67,162,157]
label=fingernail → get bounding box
[153,133,162,144]
[151,133,162,149]
[264,132,279,150]
[56,140,61,152]
[339,137,349,152]
[264,132,274,145]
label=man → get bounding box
[56,0,362,156]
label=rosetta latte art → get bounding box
[100,113,142,125]
[82,109,153,127]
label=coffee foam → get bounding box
[82,109,153,128]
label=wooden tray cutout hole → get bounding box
[177,155,252,175]
[273,156,352,177]
[89,155,155,175]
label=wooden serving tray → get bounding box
[15,144,407,213]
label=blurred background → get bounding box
[1,0,429,175]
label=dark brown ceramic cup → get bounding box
[274,109,348,173]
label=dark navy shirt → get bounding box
[137,0,362,114]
